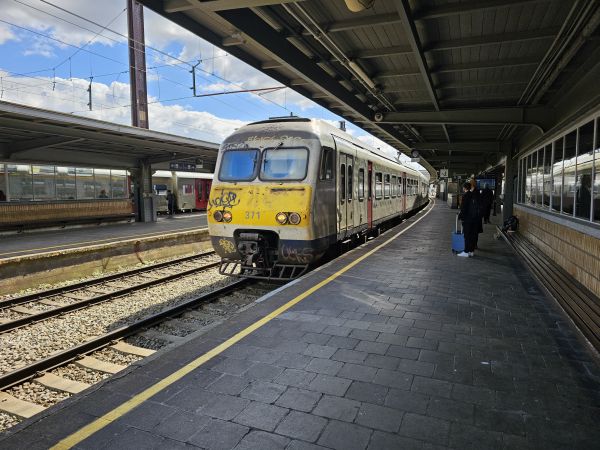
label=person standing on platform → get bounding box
[480,184,494,224]
[0,190,6,201]
[457,181,480,257]
[166,190,175,216]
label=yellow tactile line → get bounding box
[51,200,435,450]
[0,226,206,258]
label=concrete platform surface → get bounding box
[1,201,598,450]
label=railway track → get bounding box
[0,279,273,431]
[0,251,219,333]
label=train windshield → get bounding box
[219,149,259,181]
[260,147,308,181]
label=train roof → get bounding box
[153,170,213,179]
[243,117,428,181]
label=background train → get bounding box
[152,171,213,214]
[207,117,429,279]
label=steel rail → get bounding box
[0,259,221,333]
[0,279,251,390]
[0,251,216,309]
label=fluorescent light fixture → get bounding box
[348,60,376,90]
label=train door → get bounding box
[402,172,407,213]
[346,155,354,232]
[195,179,204,209]
[338,153,348,237]
[367,162,373,228]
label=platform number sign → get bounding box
[170,162,196,171]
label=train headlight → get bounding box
[288,212,301,225]
[222,211,233,222]
[213,210,223,222]
[276,212,288,225]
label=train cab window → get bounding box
[358,168,365,200]
[219,149,259,181]
[347,164,353,201]
[261,147,308,181]
[391,176,397,197]
[340,164,346,203]
[384,174,390,198]
[375,172,382,199]
[320,147,334,181]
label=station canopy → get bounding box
[139,0,600,179]
[0,101,219,171]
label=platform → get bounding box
[0,213,209,295]
[1,201,598,450]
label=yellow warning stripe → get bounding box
[51,200,434,449]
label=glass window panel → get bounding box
[347,164,353,201]
[32,165,56,200]
[391,176,397,197]
[219,149,259,181]
[340,164,345,202]
[261,147,308,181]
[594,118,600,223]
[319,147,334,181]
[358,168,364,200]
[182,184,193,195]
[562,131,577,215]
[0,163,6,201]
[94,169,111,199]
[551,139,563,213]
[76,168,94,199]
[56,167,76,200]
[375,172,382,199]
[525,155,532,204]
[8,164,33,201]
[575,121,594,220]
[535,150,543,206]
[111,170,128,199]
[384,174,390,198]
[543,145,551,208]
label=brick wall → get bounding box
[514,205,600,297]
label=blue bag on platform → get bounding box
[452,216,464,253]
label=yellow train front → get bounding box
[208,117,429,280]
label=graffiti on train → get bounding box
[218,238,236,254]
[209,190,241,210]
[281,245,313,264]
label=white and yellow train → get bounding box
[208,117,429,279]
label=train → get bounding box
[207,117,429,280]
[152,171,213,213]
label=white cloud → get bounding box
[0,23,18,44]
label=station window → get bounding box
[0,163,6,201]
[542,145,551,209]
[384,174,390,198]
[340,164,346,203]
[32,165,56,200]
[358,168,365,200]
[8,164,33,201]
[551,138,563,213]
[562,131,577,216]
[347,164,353,201]
[111,170,128,199]
[320,147,334,181]
[94,169,111,199]
[375,172,382,199]
[594,118,600,223]
[56,167,76,200]
[391,176,397,197]
[575,121,594,220]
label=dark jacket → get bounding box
[480,188,494,208]
[459,190,480,222]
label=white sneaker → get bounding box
[457,252,469,257]
[468,252,474,257]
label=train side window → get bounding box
[340,163,346,203]
[197,182,202,200]
[347,164,353,201]
[398,177,403,196]
[368,169,372,199]
[391,176,397,197]
[358,168,365,200]
[320,146,334,181]
[375,172,382,199]
[384,174,390,198]
[182,184,193,195]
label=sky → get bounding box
[0,0,422,168]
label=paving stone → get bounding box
[427,396,475,423]
[234,430,290,450]
[189,418,249,450]
[233,401,289,432]
[372,368,413,390]
[448,422,504,450]
[199,393,250,420]
[473,407,526,436]
[274,410,328,442]
[397,358,435,377]
[304,344,338,359]
[367,430,426,450]
[323,325,352,337]
[411,376,452,398]
[275,387,322,412]
[406,336,438,350]
[355,403,403,432]
[211,358,255,376]
[363,353,399,370]
[96,427,166,449]
[354,341,390,355]
[274,368,316,388]
[313,395,361,422]
[276,353,312,369]
[376,333,409,346]
[418,349,455,365]
[385,388,430,414]
[121,401,177,431]
[153,410,211,442]
[306,357,344,376]
[327,336,360,349]
[301,332,332,345]
[163,386,217,413]
[386,345,421,360]
[317,420,372,450]
[276,341,310,354]
[337,363,377,382]
[287,441,330,450]
[206,374,250,396]
[345,380,388,405]
[245,363,285,381]
[349,329,379,342]
[240,380,287,403]
[399,413,450,446]
[368,323,398,333]
[332,349,368,364]
[451,383,495,406]
[344,319,372,330]
[307,373,352,396]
